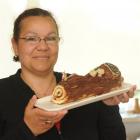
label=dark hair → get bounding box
[13,8,59,62]
[13,7,59,42]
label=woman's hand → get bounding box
[103,85,136,106]
[24,95,68,136]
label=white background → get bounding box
[0,0,140,88]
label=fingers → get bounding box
[127,85,137,98]
[112,96,121,104]
[52,110,68,122]
[24,96,68,136]
[39,109,67,132]
[118,93,129,103]
[37,110,68,134]
[103,96,120,106]
[118,85,137,103]
[39,110,67,123]
[43,120,54,128]
[103,85,137,106]
[26,95,37,111]
[38,110,58,120]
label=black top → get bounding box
[0,70,126,140]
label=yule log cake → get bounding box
[52,63,124,104]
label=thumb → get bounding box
[26,95,37,110]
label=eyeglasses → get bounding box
[19,36,60,46]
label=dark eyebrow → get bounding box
[21,32,38,37]
[23,32,58,37]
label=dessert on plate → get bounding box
[52,63,124,104]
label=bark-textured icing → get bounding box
[52,63,123,104]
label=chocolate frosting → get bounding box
[52,63,123,104]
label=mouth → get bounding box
[32,56,50,60]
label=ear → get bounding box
[11,38,18,56]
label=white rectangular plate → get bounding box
[35,83,133,111]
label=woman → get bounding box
[0,8,136,140]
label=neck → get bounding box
[20,70,56,98]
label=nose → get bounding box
[36,39,49,51]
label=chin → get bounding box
[33,66,53,73]
[31,61,55,73]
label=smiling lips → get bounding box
[33,55,50,60]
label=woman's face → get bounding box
[12,16,59,75]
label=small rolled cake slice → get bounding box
[52,63,124,104]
